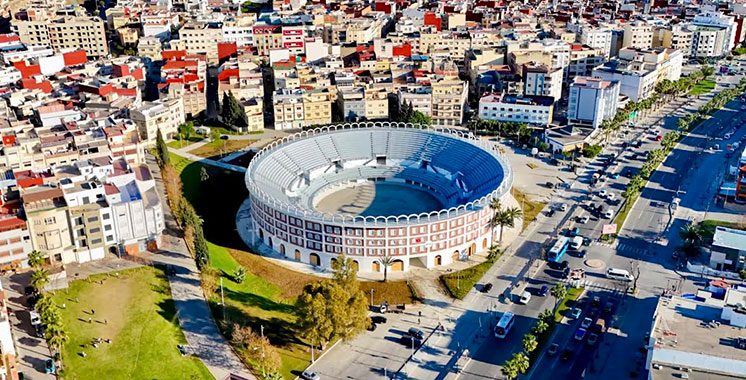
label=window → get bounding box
[102,213,110,220]
[44,217,56,225]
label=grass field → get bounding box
[52,267,211,380]
[188,139,256,159]
[700,219,746,243]
[167,137,204,149]
[169,153,413,378]
[440,249,501,299]
[511,188,546,231]
[689,79,716,96]
[613,198,635,234]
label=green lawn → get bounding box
[440,250,501,299]
[167,137,204,150]
[613,197,635,234]
[554,287,584,322]
[52,267,211,380]
[189,139,256,159]
[700,219,746,243]
[689,79,716,95]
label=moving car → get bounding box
[300,371,320,380]
[548,343,559,356]
[400,335,423,348]
[518,291,532,305]
[587,333,599,346]
[581,317,593,329]
[561,348,573,361]
[569,307,582,319]
[574,328,587,341]
[407,327,425,340]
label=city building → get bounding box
[567,77,620,128]
[130,97,185,145]
[592,48,683,102]
[478,93,554,126]
[622,22,654,49]
[709,226,746,272]
[522,63,563,102]
[15,13,108,58]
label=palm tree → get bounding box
[30,268,49,294]
[511,352,530,375]
[489,197,503,240]
[27,250,45,269]
[494,207,523,244]
[522,334,538,353]
[46,320,68,361]
[701,66,715,79]
[532,319,549,335]
[502,358,519,380]
[378,256,395,282]
[550,283,567,311]
[679,224,703,246]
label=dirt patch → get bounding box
[229,249,316,299]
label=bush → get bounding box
[582,144,602,158]
[740,270,746,280]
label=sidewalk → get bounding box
[149,155,255,380]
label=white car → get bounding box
[518,291,532,305]
[581,317,593,329]
[577,215,590,224]
[30,311,41,326]
[606,193,616,201]
[558,203,568,211]
[598,189,608,198]
[603,209,614,219]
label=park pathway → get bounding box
[148,155,255,380]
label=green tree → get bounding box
[179,121,195,142]
[532,319,549,335]
[233,266,246,284]
[701,66,715,79]
[30,268,49,294]
[550,283,567,311]
[331,254,359,290]
[522,333,538,353]
[45,319,68,361]
[155,128,170,168]
[493,207,523,244]
[489,197,503,240]
[27,250,45,270]
[295,279,369,349]
[193,225,210,270]
[502,358,518,379]
[221,92,248,130]
[409,110,432,126]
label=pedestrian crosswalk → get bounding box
[559,278,629,294]
[590,241,648,255]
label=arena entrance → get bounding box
[391,260,404,271]
[294,250,301,261]
[372,261,381,272]
[309,253,320,266]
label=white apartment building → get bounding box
[179,22,224,62]
[567,76,620,128]
[592,48,683,102]
[15,15,109,57]
[479,94,554,126]
[130,97,185,145]
[522,63,563,102]
[692,11,737,53]
[623,22,654,49]
[431,78,468,127]
[579,27,613,57]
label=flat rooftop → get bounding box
[651,296,746,377]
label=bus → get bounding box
[548,237,570,262]
[495,312,516,339]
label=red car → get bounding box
[655,134,663,141]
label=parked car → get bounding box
[548,343,559,356]
[519,291,532,304]
[566,227,580,237]
[603,209,614,219]
[371,316,387,324]
[34,324,44,338]
[569,307,582,319]
[44,359,55,375]
[546,209,556,217]
[368,323,378,331]
[546,181,555,189]
[603,302,615,316]
[587,333,599,346]
[574,328,588,341]
[561,267,571,279]
[481,283,493,293]
[606,193,616,201]
[598,189,608,198]
[29,311,41,326]
[577,215,590,224]
[400,335,422,348]
[581,317,593,329]
[558,203,568,211]
[538,285,549,297]
[407,327,425,340]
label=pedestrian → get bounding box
[88,317,92,324]
[92,309,95,315]
[104,319,108,325]
[417,318,421,325]
[418,310,422,318]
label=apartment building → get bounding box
[567,44,606,81]
[23,186,72,264]
[302,89,332,126]
[578,26,612,57]
[62,179,109,263]
[273,89,305,130]
[592,48,683,102]
[130,97,185,145]
[567,76,620,129]
[522,63,563,102]
[479,94,554,126]
[15,15,108,58]
[398,86,433,116]
[159,54,206,118]
[622,22,654,49]
[659,25,693,55]
[431,78,467,127]
[179,22,223,63]
[253,25,283,56]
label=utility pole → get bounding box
[370,288,374,306]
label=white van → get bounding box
[606,268,634,282]
[570,236,583,250]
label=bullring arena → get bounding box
[240,123,518,274]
